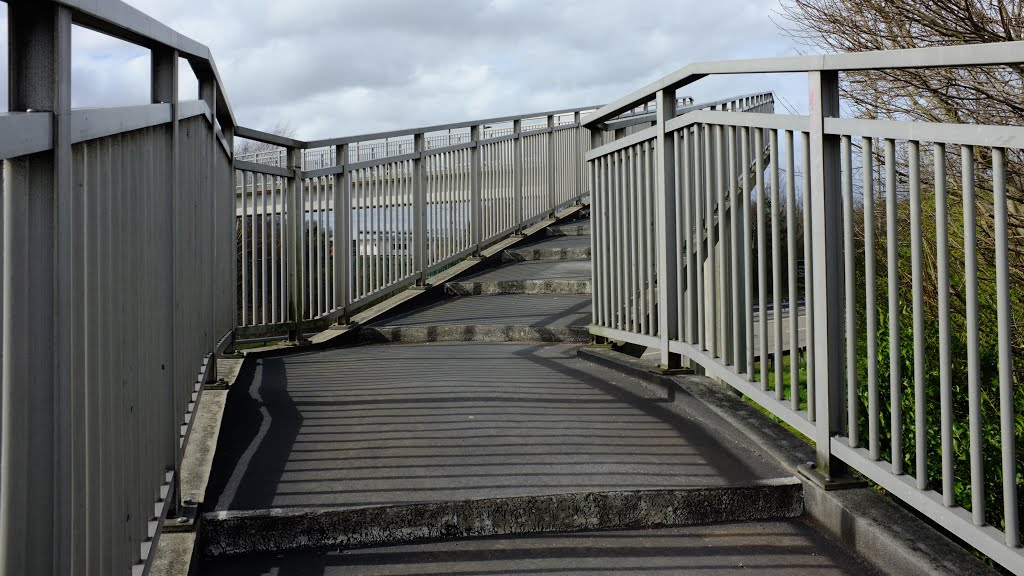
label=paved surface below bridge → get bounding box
[200,520,881,575]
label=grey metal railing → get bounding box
[584,43,1023,575]
[232,94,768,338]
[0,1,237,575]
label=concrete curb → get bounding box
[576,346,1001,576]
[444,279,591,296]
[544,223,590,236]
[357,324,592,344]
[502,247,591,261]
[202,481,804,557]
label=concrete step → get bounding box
[457,259,591,283]
[200,520,883,576]
[545,221,591,237]
[358,324,592,344]
[444,279,591,296]
[202,481,803,557]
[369,294,592,329]
[503,245,592,261]
[504,234,592,262]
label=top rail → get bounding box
[1,0,236,130]
[583,41,1024,127]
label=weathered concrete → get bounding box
[202,481,804,557]
[444,279,591,296]
[198,521,883,576]
[576,346,1002,576]
[149,356,247,576]
[358,324,592,343]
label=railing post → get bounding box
[152,45,181,525]
[2,3,72,575]
[806,70,847,481]
[513,120,524,232]
[286,146,305,341]
[547,114,556,217]
[413,133,427,285]
[470,125,482,254]
[333,143,350,323]
[656,89,681,370]
[574,111,583,202]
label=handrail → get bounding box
[583,41,1024,128]
[237,104,603,150]
[51,0,237,128]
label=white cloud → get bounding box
[2,0,810,135]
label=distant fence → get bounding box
[231,94,765,338]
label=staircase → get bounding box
[197,208,881,575]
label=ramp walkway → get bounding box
[198,210,878,575]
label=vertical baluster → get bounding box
[909,140,924,482]
[628,146,638,333]
[842,135,857,443]
[963,144,984,525]
[676,131,686,341]
[786,131,798,408]
[240,172,249,326]
[717,125,730,363]
[802,131,815,421]
[934,143,952,500]
[695,127,706,350]
[755,128,767,388]
[994,146,1020,546]
[886,138,902,475]
[683,128,695,345]
[706,125,717,357]
[770,129,782,398]
[864,138,879,458]
[743,127,754,380]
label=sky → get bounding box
[0,0,811,139]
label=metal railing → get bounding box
[0,1,237,575]
[232,95,768,338]
[233,108,593,336]
[584,43,1024,574]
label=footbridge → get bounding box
[0,1,1022,575]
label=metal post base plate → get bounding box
[797,462,869,491]
[163,504,198,533]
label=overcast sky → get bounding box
[1,0,810,139]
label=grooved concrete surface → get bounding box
[200,521,882,575]
[204,343,786,511]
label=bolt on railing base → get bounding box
[163,501,199,534]
[797,462,868,491]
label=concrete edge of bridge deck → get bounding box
[199,482,804,558]
[575,346,1003,576]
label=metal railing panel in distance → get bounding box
[236,170,289,326]
[586,43,1024,574]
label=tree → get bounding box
[234,120,295,160]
